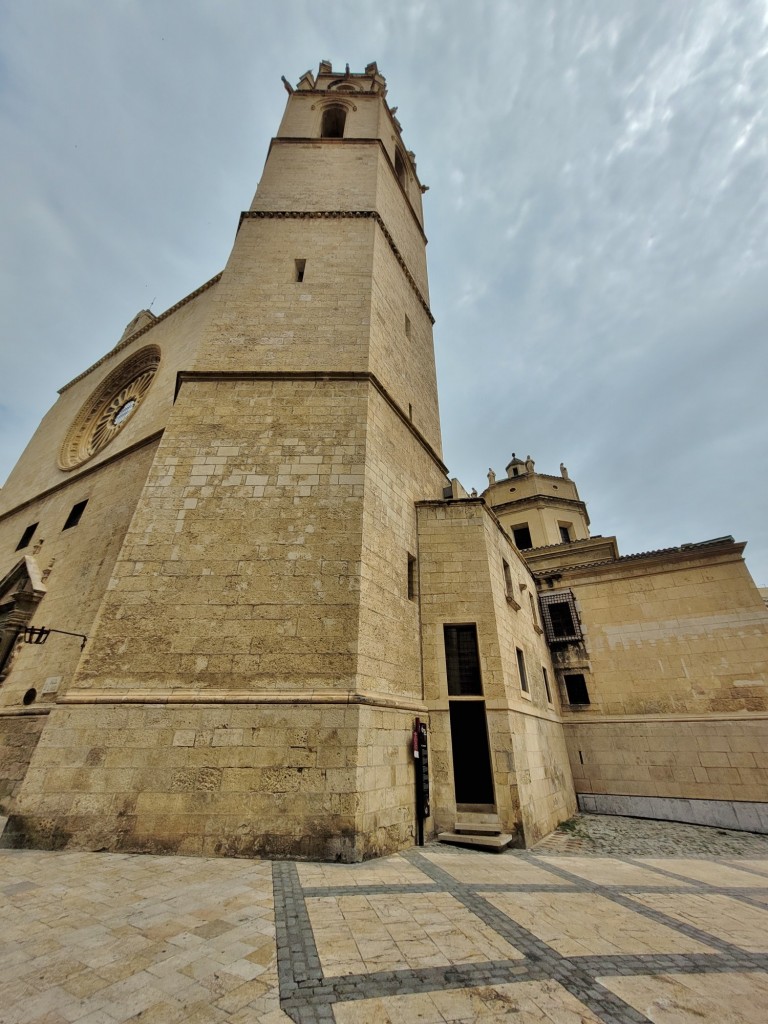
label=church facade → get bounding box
[0,63,766,861]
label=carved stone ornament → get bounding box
[59,346,160,470]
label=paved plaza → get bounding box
[2,815,768,1023]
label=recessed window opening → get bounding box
[516,647,529,693]
[408,403,413,421]
[407,554,417,600]
[444,624,482,696]
[321,105,346,138]
[22,688,37,706]
[549,602,576,637]
[63,499,88,531]
[295,259,306,283]
[16,523,38,551]
[559,524,572,543]
[394,149,407,187]
[502,559,513,598]
[564,673,590,705]
[513,525,532,550]
[404,314,411,339]
[542,666,553,704]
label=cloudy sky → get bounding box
[1,1,767,584]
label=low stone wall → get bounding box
[578,792,768,833]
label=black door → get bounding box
[449,700,495,805]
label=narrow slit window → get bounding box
[404,314,411,340]
[502,559,513,599]
[408,403,413,421]
[294,259,306,283]
[63,500,88,531]
[516,647,529,694]
[16,523,38,551]
[542,666,552,704]
[394,149,407,187]
[407,554,416,601]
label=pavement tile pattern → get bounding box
[1,814,768,1022]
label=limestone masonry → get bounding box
[0,62,766,860]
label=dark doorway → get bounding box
[449,701,495,805]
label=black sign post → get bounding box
[412,717,430,846]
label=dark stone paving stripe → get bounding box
[470,882,701,893]
[275,848,768,1024]
[301,883,439,897]
[404,850,563,961]
[273,861,328,1024]
[573,951,768,975]
[287,960,549,1005]
[715,857,768,878]
[405,850,652,1024]
[615,857,768,911]
[529,854,753,958]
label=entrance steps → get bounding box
[437,812,515,853]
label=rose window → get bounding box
[59,346,160,469]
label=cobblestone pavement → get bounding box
[2,815,768,1023]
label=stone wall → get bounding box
[417,499,575,845]
[0,710,47,812]
[550,540,768,828]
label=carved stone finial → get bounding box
[487,468,496,486]
[560,462,570,480]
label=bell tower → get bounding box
[7,63,449,861]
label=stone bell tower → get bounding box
[7,62,449,860]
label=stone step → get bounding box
[437,831,515,852]
[454,821,502,834]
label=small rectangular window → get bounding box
[516,647,529,693]
[513,525,532,549]
[559,524,572,543]
[408,403,413,421]
[444,624,482,696]
[63,500,88,531]
[542,666,552,704]
[16,523,38,551]
[404,314,411,339]
[295,259,306,282]
[407,554,417,601]
[564,673,590,705]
